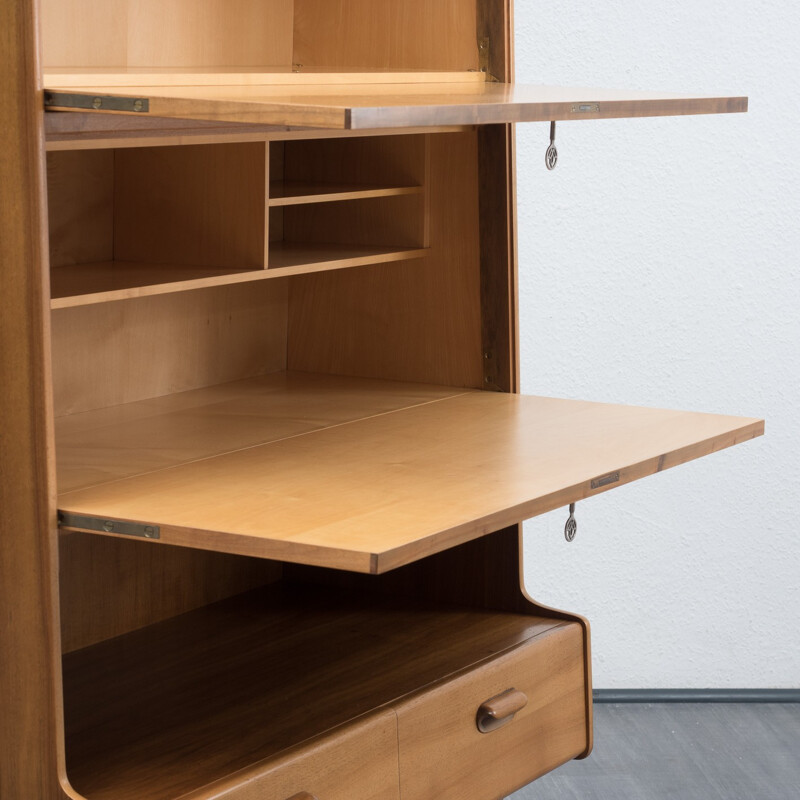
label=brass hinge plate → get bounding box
[478,37,499,83]
[58,512,160,540]
[45,91,150,113]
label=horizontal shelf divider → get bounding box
[50,245,428,307]
[269,180,423,207]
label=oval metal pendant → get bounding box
[546,142,558,171]
[564,502,577,542]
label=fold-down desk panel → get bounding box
[44,80,748,129]
[57,379,763,574]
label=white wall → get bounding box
[515,2,800,688]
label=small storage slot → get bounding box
[395,624,588,800]
[267,134,429,275]
[47,143,268,307]
[61,581,569,800]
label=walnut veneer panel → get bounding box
[63,586,567,800]
[397,624,587,799]
[58,386,762,573]
[43,81,748,129]
[180,711,401,800]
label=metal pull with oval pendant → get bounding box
[476,688,528,733]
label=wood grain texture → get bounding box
[287,131,483,387]
[281,133,428,188]
[396,624,587,800]
[57,387,763,573]
[62,585,568,800]
[0,1,74,797]
[51,280,289,415]
[289,524,593,758]
[269,181,423,206]
[293,0,479,71]
[49,261,267,308]
[44,68,484,88]
[478,0,513,83]
[56,372,466,493]
[113,142,267,269]
[269,242,428,272]
[479,124,517,392]
[180,712,400,800]
[59,533,281,653]
[43,114,471,149]
[42,82,749,129]
[49,250,428,306]
[40,0,295,68]
[46,150,113,268]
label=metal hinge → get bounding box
[58,512,160,540]
[477,37,499,82]
[44,91,150,113]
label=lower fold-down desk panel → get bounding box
[56,371,763,574]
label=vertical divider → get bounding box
[264,140,271,270]
[421,134,432,249]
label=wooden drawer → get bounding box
[185,710,399,800]
[395,622,588,800]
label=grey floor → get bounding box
[511,704,800,800]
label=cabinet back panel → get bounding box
[51,281,289,416]
[47,150,114,268]
[40,0,295,68]
[60,533,281,653]
[293,0,479,70]
[114,143,267,269]
[287,130,482,388]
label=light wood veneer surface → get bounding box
[43,80,748,129]
[57,374,763,573]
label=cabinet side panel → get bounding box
[0,1,73,797]
[60,534,282,653]
[287,130,483,388]
[293,0,479,70]
[51,280,289,415]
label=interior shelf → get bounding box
[267,242,427,273]
[56,371,763,574]
[63,584,568,800]
[49,261,265,308]
[49,244,428,307]
[269,180,423,206]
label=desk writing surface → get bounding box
[58,379,763,573]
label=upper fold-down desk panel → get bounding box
[43,71,748,129]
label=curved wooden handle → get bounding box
[287,794,317,800]
[476,688,528,733]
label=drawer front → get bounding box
[194,710,399,800]
[396,622,588,800]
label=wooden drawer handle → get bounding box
[476,688,528,733]
[287,794,317,800]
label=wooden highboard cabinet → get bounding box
[0,2,762,799]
